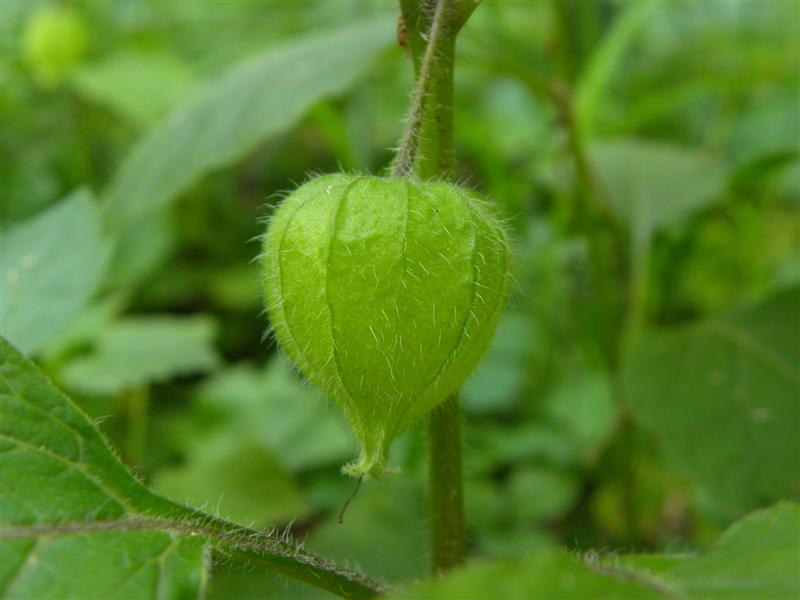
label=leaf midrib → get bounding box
[1,515,388,597]
[1,336,386,599]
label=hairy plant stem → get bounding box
[392,0,449,178]
[396,0,479,575]
[428,393,466,574]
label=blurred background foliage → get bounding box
[1,0,798,597]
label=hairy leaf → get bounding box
[602,502,800,599]
[394,503,799,599]
[394,549,665,599]
[0,336,384,599]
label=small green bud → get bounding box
[22,6,88,88]
[261,174,511,479]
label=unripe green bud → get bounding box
[261,174,511,479]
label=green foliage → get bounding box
[102,15,396,231]
[396,502,800,599]
[2,0,798,597]
[625,288,800,516]
[589,139,726,236]
[60,315,220,395]
[0,190,110,354]
[21,6,88,88]
[71,51,194,127]
[0,335,206,599]
[3,534,206,600]
[155,441,306,527]
[309,479,428,583]
[0,336,383,600]
[187,359,354,472]
[540,369,616,460]
[262,175,511,479]
[395,549,665,599]
[3,329,795,599]
[462,311,538,415]
[603,501,800,599]
[154,358,355,526]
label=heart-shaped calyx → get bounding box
[261,174,511,479]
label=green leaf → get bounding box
[309,479,428,583]
[102,15,395,230]
[590,139,727,236]
[624,288,800,515]
[0,190,111,355]
[42,296,125,361]
[541,368,617,461]
[2,534,206,600]
[208,559,338,600]
[59,315,221,395]
[393,549,665,599]
[394,503,800,600]
[192,359,354,472]
[601,502,800,599]
[508,467,579,522]
[466,422,577,474]
[0,336,385,600]
[462,311,539,415]
[103,208,175,292]
[71,50,193,127]
[155,441,307,528]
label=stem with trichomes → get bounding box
[391,0,451,178]
[395,0,479,575]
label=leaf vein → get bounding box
[0,433,133,515]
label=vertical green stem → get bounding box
[396,0,479,575]
[392,0,455,178]
[428,393,465,574]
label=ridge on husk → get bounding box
[261,174,511,479]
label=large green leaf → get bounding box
[0,190,110,355]
[60,315,221,395]
[102,15,395,230]
[2,533,206,600]
[0,336,384,600]
[624,287,800,515]
[603,502,800,599]
[394,503,799,600]
[394,549,664,599]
